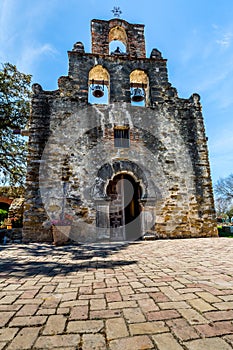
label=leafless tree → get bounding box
[215,174,233,200]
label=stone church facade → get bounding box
[23,16,218,243]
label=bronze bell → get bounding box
[92,85,104,98]
[90,80,105,98]
[131,87,145,102]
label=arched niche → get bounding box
[92,160,149,200]
[88,65,110,105]
[130,69,149,107]
[109,26,127,54]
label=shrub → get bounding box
[0,209,8,223]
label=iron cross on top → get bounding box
[112,6,122,18]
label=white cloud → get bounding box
[216,32,233,48]
[16,43,59,73]
[0,0,60,75]
[174,23,233,109]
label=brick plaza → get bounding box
[0,237,233,349]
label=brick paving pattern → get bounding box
[0,238,233,349]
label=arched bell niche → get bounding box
[130,69,149,107]
[88,65,110,104]
[109,26,128,55]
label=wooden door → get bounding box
[107,174,142,241]
[108,174,125,240]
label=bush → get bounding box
[0,209,8,223]
[218,225,233,237]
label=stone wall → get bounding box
[0,187,24,200]
[23,17,218,242]
[91,19,146,58]
[67,51,168,104]
[8,198,24,223]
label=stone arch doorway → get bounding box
[106,173,142,241]
[0,197,12,211]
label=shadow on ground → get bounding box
[0,242,139,278]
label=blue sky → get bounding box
[1,0,233,184]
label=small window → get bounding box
[114,127,130,148]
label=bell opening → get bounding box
[131,87,145,102]
[88,67,109,105]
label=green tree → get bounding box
[0,63,31,185]
[0,209,8,223]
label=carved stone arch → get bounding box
[109,26,128,46]
[89,65,110,82]
[109,26,128,54]
[0,197,13,206]
[92,160,148,199]
[130,69,149,85]
[93,160,163,241]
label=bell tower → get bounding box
[67,12,170,107]
[91,18,146,58]
[23,12,218,243]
